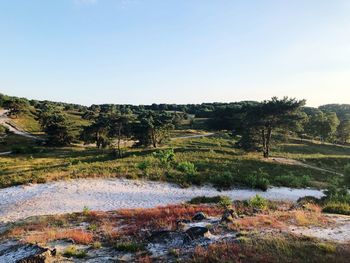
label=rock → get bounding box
[185,227,211,240]
[147,230,188,257]
[148,230,187,245]
[176,219,191,230]
[0,241,55,263]
[192,212,207,221]
[221,209,238,223]
[176,219,191,225]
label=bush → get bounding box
[63,245,87,258]
[297,196,320,205]
[275,174,310,188]
[248,195,268,210]
[322,202,350,215]
[177,161,200,184]
[188,195,232,206]
[322,185,350,203]
[317,242,336,253]
[211,171,235,189]
[177,161,196,175]
[136,159,152,175]
[244,170,269,191]
[114,242,144,252]
[153,148,175,168]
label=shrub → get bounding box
[188,195,231,206]
[322,185,350,203]
[114,242,145,252]
[83,206,90,215]
[136,159,152,175]
[248,195,268,210]
[153,148,175,168]
[244,170,270,191]
[297,196,320,205]
[177,161,196,175]
[177,161,200,184]
[92,241,102,249]
[211,171,234,189]
[63,245,88,258]
[275,174,310,188]
[322,202,350,215]
[317,242,336,253]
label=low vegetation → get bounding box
[0,134,349,190]
[1,200,348,262]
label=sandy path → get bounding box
[270,157,343,176]
[0,178,324,223]
[0,109,40,140]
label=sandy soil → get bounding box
[0,178,324,223]
[290,214,350,243]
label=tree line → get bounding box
[1,93,350,158]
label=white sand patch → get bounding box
[290,214,350,243]
[0,178,324,223]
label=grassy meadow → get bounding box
[1,131,349,189]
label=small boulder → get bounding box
[176,219,191,230]
[192,212,207,221]
[185,227,211,240]
[148,230,173,243]
[148,230,187,245]
[0,241,55,263]
[176,219,191,225]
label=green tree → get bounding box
[81,112,133,154]
[305,112,340,142]
[42,112,73,146]
[337,120,350,144]
[109,113,133,157]
[80,113,111,149]
[237,97,306,158]
[133,111,174,148]
[3,98,28,118]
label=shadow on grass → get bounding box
[276,139,350,156]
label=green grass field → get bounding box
[1,132,348,189]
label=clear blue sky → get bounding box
[1,0,349,106]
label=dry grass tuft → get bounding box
[24,228,94,245]
[232,214,285,230]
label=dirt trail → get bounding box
[270,157,344,176]
[171,133,215,140]
[0,178,324,223]
[0,109,40,140]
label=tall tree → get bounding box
[42,113,73,146]
[109,113,133,157]
[337,120,350,144]
[80,113,111,149]
[133,111,174,148]
[305,112,340,142]
[81,112,133,154]
[237,97,306,158]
